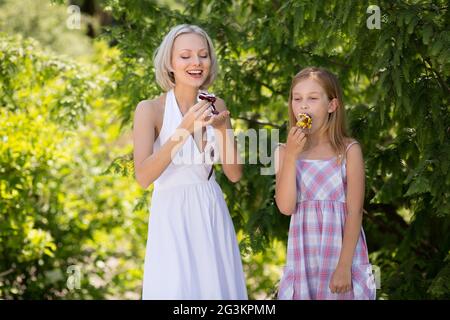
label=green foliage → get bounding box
[1,0,449,299]
[0,35,147,299]
[102,0,450,299]
[0,0,93,57]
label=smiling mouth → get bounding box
[187,70,203,77]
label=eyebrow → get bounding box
[179,48,208,52]
[293,91,321,95]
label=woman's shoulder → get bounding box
[135,94,165,113]
[134,94,167,125]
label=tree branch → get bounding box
[252,79,284,96]
[0,268,14,278]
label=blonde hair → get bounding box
[153,24,218,91]
[288,67,350,160]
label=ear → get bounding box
[328,98,338,113]
[168,61,175,73]
[168,65,175,79]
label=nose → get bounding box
[192,56,201,66]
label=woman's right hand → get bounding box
[285,126,307,159]
[178,100,213,134]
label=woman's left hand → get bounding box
[329,265,352,294]
[207,109,230,129]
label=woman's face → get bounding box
[171,33,211,89]
[291,78,336,134]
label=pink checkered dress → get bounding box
[278,142,376,300]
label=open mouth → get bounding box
[186,70,203,78]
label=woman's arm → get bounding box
[211,98,242,183]
[329,142,365,294]
[133,99,210,189]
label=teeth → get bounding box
[187,70,202,75]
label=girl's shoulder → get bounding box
[342,138,364,165]
[344,138,361,153]
[344,137,358,145]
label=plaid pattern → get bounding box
[278,142,376,300]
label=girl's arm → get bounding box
[330,141,365,294]
[133,99,210,189]
[338,142,365,268]
[211,98,242,183]
[274,128,307,215]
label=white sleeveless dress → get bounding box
[142,89,248,300]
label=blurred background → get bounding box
[0,0,448,299]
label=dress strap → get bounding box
[167,89,180,121]
[345,141,359,154]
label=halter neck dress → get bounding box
[142,89,248,300]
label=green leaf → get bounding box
[422,24,433,45]
[405,175,431,197]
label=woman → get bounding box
[133,24,247,299]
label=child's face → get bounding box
[291,78,336,134]
[171,33,211,89]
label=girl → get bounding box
[275,67,376,300]
[133,24,247,299]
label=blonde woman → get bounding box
[133,24,247,299]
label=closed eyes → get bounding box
[294,97,319,101]
[181,55,208,59]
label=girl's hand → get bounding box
[179,100,212,134]
[329,265,352,294]
[285,127,307,158]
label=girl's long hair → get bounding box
[288,67,350,161]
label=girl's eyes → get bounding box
[294,97,318,101]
